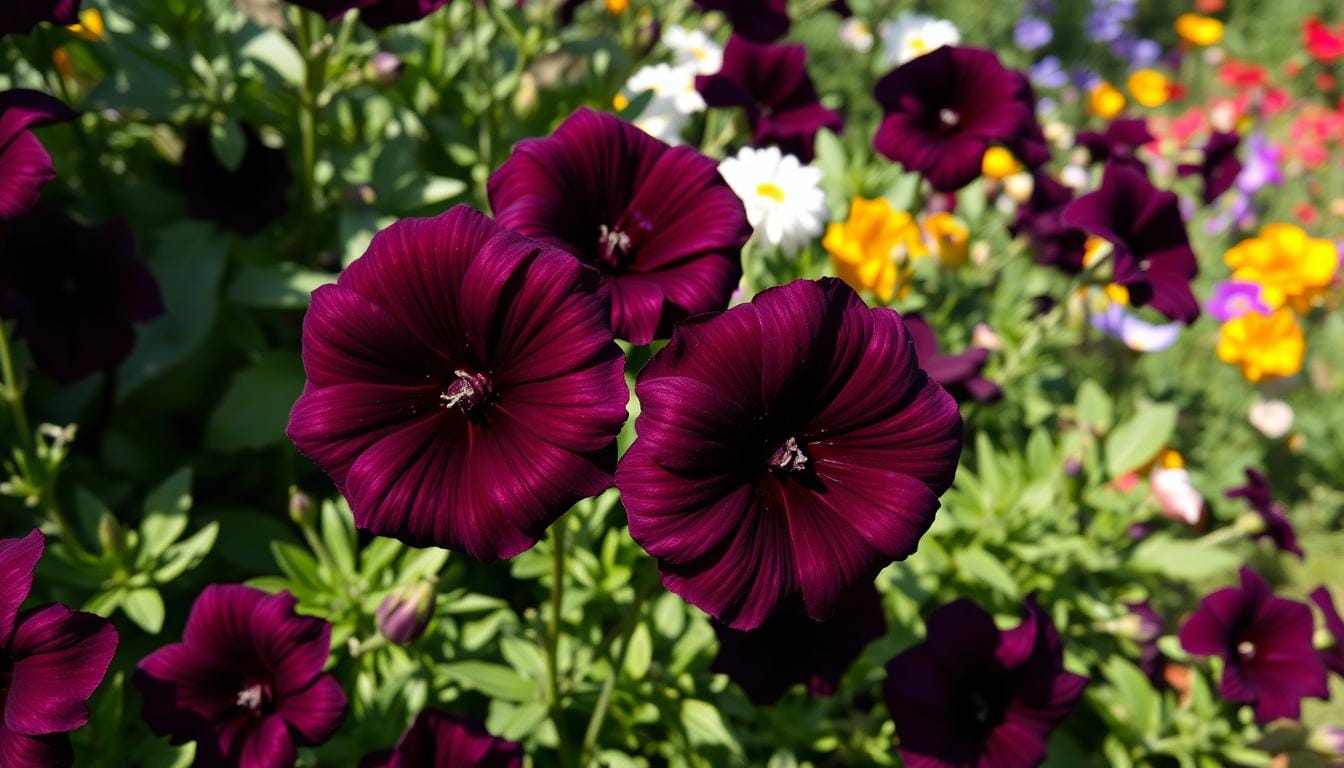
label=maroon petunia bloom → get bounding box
[883,595,1088,768]
[1076,118,1152,170]
[696,35,844,163]
[1010,173,1089,274]
[874,46,1048,193]
[361,709,523,768]
[1126,601,1167,687]
[903,314,1002,404]
[0,530,118,768]
[287,205,627,561]
[1179,131,1242,205]
[1061,161,1201,324]
[180,123,292,237]
[1310,586,1344,678]
[693,0,789,42]
[617,278,962,630]
[1179,567,1327,723]
[488,108,751,345]
[0,205,163,383]
[283,0,448,28]
[711,581,885,705]
[0,89,76,220]
[136,585,347,768]
[1224,468,1301,558]
[0,0,79,37]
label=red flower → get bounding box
[1305,17,1344,64]
[1218,60,1266,91]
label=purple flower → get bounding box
[693,0,789,43]
[287,205,627,561]
[0,530,118,768]
[1112,36,1161,68]
[180,123,292,237]
[1309,586,1344,678]
[1010,173,1088,273]
[1179,567,1327,723]
[1028,56,1068,90]
[361,709,522,768]
[697,35,844,163]
[904,313,1002,403]
[1014,17,1053,51]
[1179,131,1242,205]
[1090,304,1182,352]
[1224,468,1302,558]
[1061,162,1201,324]
[1236,131,1283,194]
[136,585,347,768]
[0,205,164,383]
[0,0,78,36]
[1076,118,1152,169]
[884,595,1088,768]
[283,0,449,29]
[616,278,962,630]
[0,89,76,220]
[1127,601,1167,686]
[488,109,751,345]
[711,582,885,704]
[874,46,1049,193]
[1206,281,1271,321]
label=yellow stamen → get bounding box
[756,182,786,202]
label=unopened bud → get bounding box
[366,51,404,84]
[288,488,316,528]
[1308,725,1344,759]
[97,513,124,557]
[377,579,437,645]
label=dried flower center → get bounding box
[440,370,491,416]
[235,681,273,715]
[767,436,809,474]
[1237,640,1256,660]
[939,108,961,128]
[597,224,633,270]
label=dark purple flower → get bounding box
[1126,601,1166,686]
[283,0,448,28]
[180,123,292,237]
[361,709,523,768]
[1179,567,1327,723]
[1224,468,1302,558]
[1061,162,1201,324]
[0,205,163,383]
[0,0,79,36]
[0,530,118,768]
[903,313,1002,403]
[376,581,435,646]
[287,205,627,561]
[1076,118,1152,169]
[488,108,750,345]
[696,35,843,163]
[1179,131,1242,205]
[693,0,789,42]
[711,581,885,704]
[136,585,347,768]
[874,46,1048,193]
[1309,586,1344,677]
[617,278,962,630]
[884,595,1088,768]
[0,89,76,220]
[1010,173,1088,273]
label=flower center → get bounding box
[235,680,273,715]
[440,369,491,416]
[597,224,633,270]
[1237,640,1256,660]
[939,108,960,128]
[909,37,928,53]
[767,436,809,473]
[756,182,786,203]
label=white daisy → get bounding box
[620,63,706,144]
[879,13,960,67]
[717,146,827,255]
[838,18,875,52]
[662,26,724,75]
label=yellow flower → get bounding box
[1087,82,1125,119]
[981,146,1020,181]
[1126,69,1170,108]
[612,92,630,111]
[922,212,969,267]
[1223,224,1338,312]
[1217,308,1304,382]
[824,197,926,302]
[605,0,629,13]
[1174,14,1223,47]
[66,8,104,41]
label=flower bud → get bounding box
[377,580,437,645]
[366,51,404,84]
[1308,725,1344,759]
[288,488,316,528]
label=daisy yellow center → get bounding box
[756,182,786,202]
[909,37,927,53]
[692,47,707,60]
[612,93,630,111]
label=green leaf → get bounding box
[228,263,335,310]
[204,352,306,452]
[440,661,537,702]
[1076,380,1113,433]
[320,500,357,577]
[1104,404,1178,478]
[624,622,652,680]
[272,541,324,589]
[1129,537,1240,580]
[210,119,246,173]
[1102,656,1160,738]
[153,523,219,583]
[139,467,193,564]
[955,546,1020,598]
[83,588,126,617]
[680,699,740,752]
[240,29,303,86]
[122,587,166,633]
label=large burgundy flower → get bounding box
[617,278,962,630]
[180,123,292,236]
[0,0,79,36]
[1179,567,1327,723]
[696,35,844,163]
[1179,131,1242,205]
[883,596,1088,768]
[287,205,627,561]
[488,108,750,345]
[0,530,118,768]
[874,46,1048,193]
[0,89,76,220]
[693,0,789,42]
[361,709,523,768]
[136,585,347,768]
[1224,468,1301,558]
[0,205,163,383]
[1009,173,1088,274]
[903,314,1001,404]
[1061,161,1200,324]
[1076,118,1152,170]
[283,0,449,29]
[1310,586,1344,678]
[711,581,885,704]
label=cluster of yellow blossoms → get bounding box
[823,197,968,302]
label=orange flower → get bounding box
[1087,82,1125,119]
[824,197,925,302]
[1127,69,1170,108]
[1217,308,1305,382]
[1175,14,1224,47]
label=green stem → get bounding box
[578,584,653,767]
[547,521,573,766]
[295,10,329,225]
[0,324,32,455]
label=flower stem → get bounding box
[547,520,572,765]
[0,323,32,455]
[295,10,329,226]
[578,583,653,767]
